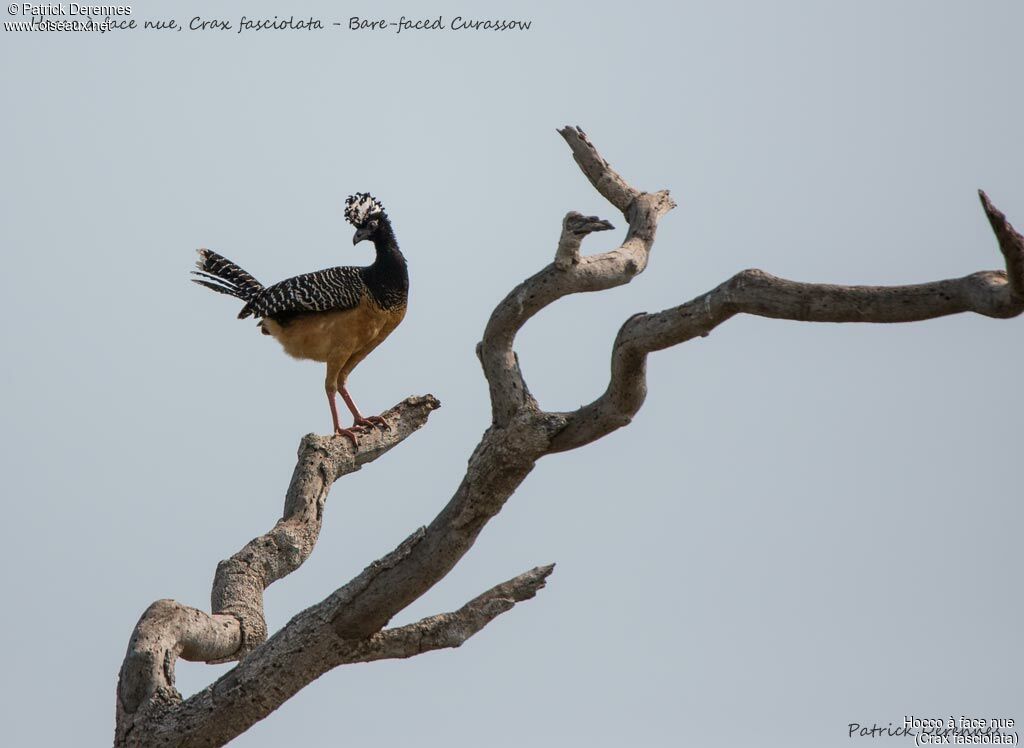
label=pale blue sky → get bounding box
[2,1,1021,745]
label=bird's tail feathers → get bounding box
[191,249,264,303]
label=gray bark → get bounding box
[115,126,1023,746]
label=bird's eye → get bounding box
[368,221,378,230]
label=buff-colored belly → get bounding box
[261,300,407,377]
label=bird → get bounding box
[191,193,409,443]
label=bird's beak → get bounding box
[353,227,371,245]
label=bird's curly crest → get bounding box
[344,192,386,228]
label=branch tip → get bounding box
[558,126,637,213]
[466,563,556,612]
[978,189,1024,298]
[564,211,615,236]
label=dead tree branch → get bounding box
[548,186,1023,452]
[133,565,553,747]
[115,126,1022,746]
[116,397,447,742]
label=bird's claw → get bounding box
[354,416,390,432]
[333,427,361,445]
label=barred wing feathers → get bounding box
[239,266,367,319]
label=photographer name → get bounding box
[349,15,532,33]
[18,3,130,15]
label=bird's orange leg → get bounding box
[326,359,363,444]
[326,387,362,445]
[339,385,389,431]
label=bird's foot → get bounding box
[333,426,362,445]
[354,415,390,431]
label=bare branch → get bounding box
[210,394,441,659]
[377,563,554,654]
[558,125,638,211]
[550,196,1024,452]
[117,602,240,720]
[116,395,440,742]
[149,566,554,747]
[555,211,616,269]
[979,189,1024,299]
[325,409,553,641]
[479,126,676,425]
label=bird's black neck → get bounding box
[366,220,408,306]
[370,223,406,274]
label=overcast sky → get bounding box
[2,1,1022,746]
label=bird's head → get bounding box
[345,192,390,245]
